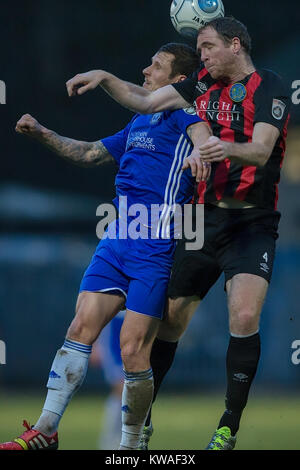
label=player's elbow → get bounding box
[142,89,175,114]
[140,95,161,114]
[138,85,182,114]
[256,158,267,168]
[256,144,272,167]
[82,152,96,166]
[124,89,157,115]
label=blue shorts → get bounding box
[80,222,175,319]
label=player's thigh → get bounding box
[120,309,161,358]
[168,240,222,299]
[157,296,200,342]
[226,274,268,334]
[68,291,125,343]
[221,223,277,332]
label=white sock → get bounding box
[119,368,153,450]
[34,339,91,435]
[99,393,122,450]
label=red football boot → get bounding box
[0,420,58,450]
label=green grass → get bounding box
[0,392,299,450]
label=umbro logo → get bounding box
[260,263,269,273]
[196,81,208,95]
[233,373,248,382]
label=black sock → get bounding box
[145,338,178,426]
[218,332,261,436]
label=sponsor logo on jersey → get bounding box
[126,131,156,151]
[197,100,241,122]
[272,99,286,120]
[229,83,247,103]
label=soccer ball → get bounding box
[170,0,225,39]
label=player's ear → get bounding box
[231,37,242,54]
[176,75,187,83]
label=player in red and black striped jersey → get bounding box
[167,18,290,450]
[65,17,291,450]
[173,57,290,211]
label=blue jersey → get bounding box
[80,110,203,318]
[102,109,203,238]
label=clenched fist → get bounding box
[15,114,43,138]
[66,70,106,97]
[199,136,231,162]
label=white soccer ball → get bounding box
[170,0,225,39]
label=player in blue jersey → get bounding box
[1,43,212,451]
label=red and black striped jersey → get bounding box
[172,66,291,211]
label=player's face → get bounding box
[142,52,176,91]
[197,27,236,80]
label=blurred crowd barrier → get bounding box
[0,236,299,391]
[0,127,300,392]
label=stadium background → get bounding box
[0,0,300,449]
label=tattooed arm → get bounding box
[15,113,114,167]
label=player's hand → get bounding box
[199,136,231,162]
[66,70,105,97]
[182,149,211,182]
[15,114,43,137]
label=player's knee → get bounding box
[161,303,189,339]
[120,336,149,371]
[230,308,260,335]
[66,311,95,345]
[121,338,142,360]
[159,317,185,341]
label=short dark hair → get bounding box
[157,43,200,78]
[200,16,252,55]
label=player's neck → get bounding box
[222,58,256,85]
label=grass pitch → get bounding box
[0,392,299,450]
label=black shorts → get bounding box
[168,203,280,299]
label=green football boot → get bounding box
[206,426,236,450]
[138,422,153,450]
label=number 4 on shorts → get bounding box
[263,252,268,263]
